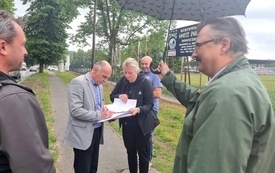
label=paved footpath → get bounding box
[49,72,160,173]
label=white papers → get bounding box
[105,98,137,112]
[98,98,137,122]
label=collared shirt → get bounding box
[90,77,102,128]
[205,65,228,86]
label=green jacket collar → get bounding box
[216,55,249,80]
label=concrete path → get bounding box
[49,72,74,173]
[49,72,160,173]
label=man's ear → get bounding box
[0,40,8,56]
[94,66,99,72]
[220,38,230,54]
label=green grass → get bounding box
[55,71,186,172]
[175,72,275,91]
[162,72,209,97]
[54,71,275,172]
[259,75,275,91]
[96,83,186,172]
[175,72,209,88]
[21,73,58,163]
[164,72,275,99]
[15,69,274,172]
[55,71,79,86]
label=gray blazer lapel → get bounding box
[85,73,97,107]
[99,85,104,108]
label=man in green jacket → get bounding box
[157,17,275,173]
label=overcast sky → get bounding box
[14,0,275,60]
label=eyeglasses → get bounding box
[195,39,215,50]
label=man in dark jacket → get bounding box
[0,10,56,173]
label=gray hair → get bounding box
[122,58,140,73]
[93,60,111,71]
[94,60,107,67]
[0,10,23,44]
[197,17,248,57]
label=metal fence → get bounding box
[69,64,124,82]
[69,65,91,74]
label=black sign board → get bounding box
[167,24,198,57]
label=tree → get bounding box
[69,49,108,67]
[0,0,15,13]
[70,0,170,68]
[22,0,84,72]
[116,19,176,70]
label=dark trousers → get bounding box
[148,110,158,162]
[73,126,102,173]
[122,119,150,173]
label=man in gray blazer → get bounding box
[63,60,113,173]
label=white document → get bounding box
[98,98,137,122]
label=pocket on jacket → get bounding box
[72,120,87,128]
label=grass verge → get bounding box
[20,73,58,163]
[56,71,185,172]
[55,71,275,172]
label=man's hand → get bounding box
[101,107,114,119]
[157,60,170,79]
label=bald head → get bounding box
[91,60,112,85]
[142,56,152,63]
[94,60,111,70]
[141,56,152,73]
